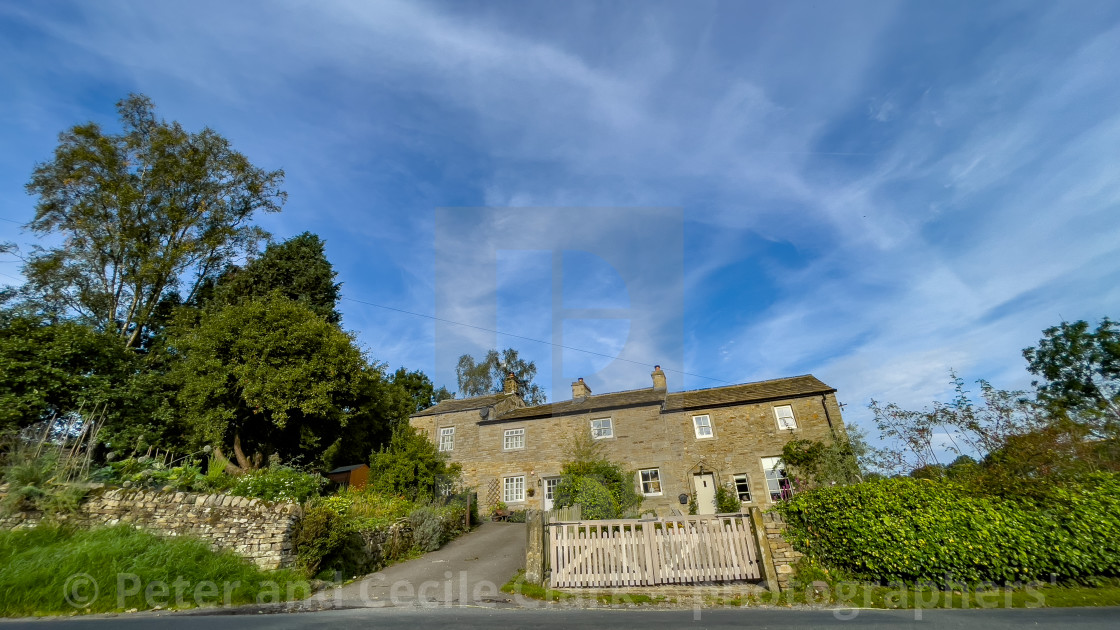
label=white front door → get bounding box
[693,473,717,515]
[543,477,561,511]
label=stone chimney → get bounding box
[651,365,667,391]
[503,372,519,395]
[571,377,592,399]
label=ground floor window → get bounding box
[503,475,525,503]
[733,473,753,502]
[761,457,793,501]
[639,468,662,495]
[545,477,560,501]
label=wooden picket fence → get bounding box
[548,515,760,587]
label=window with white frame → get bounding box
[733,473,752,502]
[503,428,525,450]
[639,468,662,495]
[761,457,793,501]
[438,427,455,452]
[693,414,713,438]
[591,418,613,439]
[773,405,797,430]
[545,477,560,502]
[503,475,525,502]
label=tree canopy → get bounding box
[21,94,285,347]
[166,294,369,468]
[456,348,545,405]
[1024,317,1119,431]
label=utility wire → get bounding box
[341,296,733,385]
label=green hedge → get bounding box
[773,473,1120,583]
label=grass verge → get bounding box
[0,524,310,617]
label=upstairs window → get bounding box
[591,418,613,439]
[693,414,713,439]
[503,428,525,450]
[762,457,793,501]
[438,427,455,452]
[774,405,797,430]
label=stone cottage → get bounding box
[408,367,847,516]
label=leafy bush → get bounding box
[408,506,443,552]
[555,477,615,520]
[229,466,324,503]
[506,509,527,523]
[368,425,460,501]
[774,473,1120,583]
[0,525,307,616]
[1,451,88,516]
[715,484,741,513]
[292,504,355,574]
[316,486,414,529]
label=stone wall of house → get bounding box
[761,509,802,591]
[0,487,301,569]
[412,391,844,517]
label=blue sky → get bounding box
[2,0,1119,443]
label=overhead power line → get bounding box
[341,296,732,384]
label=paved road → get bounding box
[3,605,1119,628]
[309,521,526,608]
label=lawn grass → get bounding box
[0,525,310,617]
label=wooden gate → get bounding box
[548,515,760,587]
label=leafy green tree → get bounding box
[166,294,368,468]
[456,348,545,405]
[368,424,461,501]
[20,94,285,348]
[781,428,868,489]
[206,232,340,323]
[1024,317,1119,433]
[0,312,150,434]
[389,367,453,415]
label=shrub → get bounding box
[368,425,461,501]
[774,473,1120,584]
[715,484,741,513]
[409,506,444,552]
[229,466,324,503]
[292,504,355,574]
[555,477,615,520]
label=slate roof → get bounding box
[413,374,835,423]
[489,388,667,423]
[411,392,516,418]
[663,374,835,411]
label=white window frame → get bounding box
[590,417,614,439]
[773,405,797,430]
[503,428,525,450]
[438,426,455,452]
[503,475,525,503]
[733,473,752,502]
[692,414,714,439]
[761,457,793,502]
[545,477,560,501]
[639,468,663,496]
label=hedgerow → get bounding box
[773,473,1120,583]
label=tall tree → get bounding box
[1024,317,1119,433]
[21,94,285,347]
[208,232,341,323]
[166,294,367,469]
[456,348,546,405]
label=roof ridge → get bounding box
[666,374,819,396]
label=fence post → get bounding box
[749,507,780,593]
[525,509,546,585]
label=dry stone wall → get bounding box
[0,487,301,569]
[761,509,803,590]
